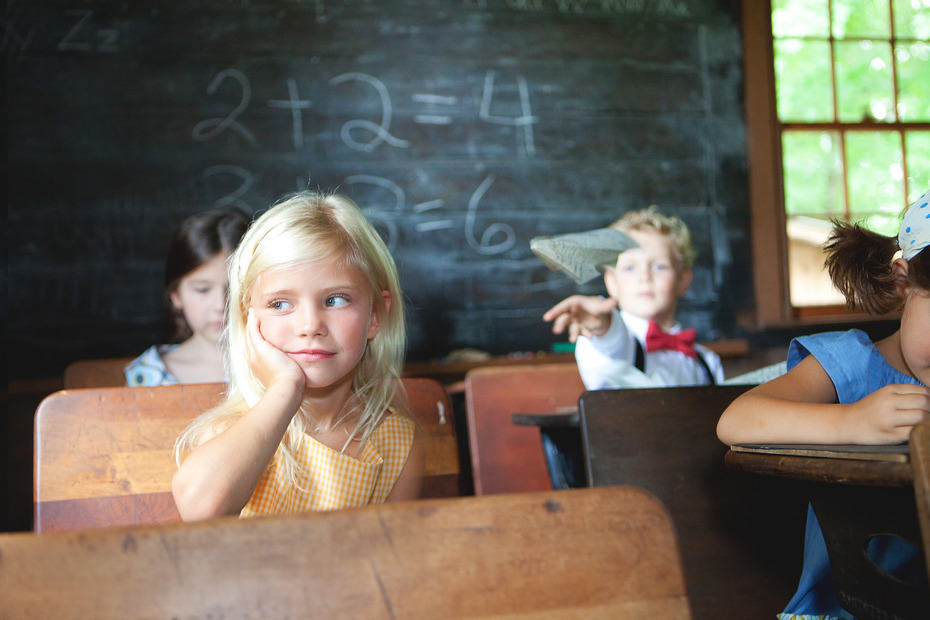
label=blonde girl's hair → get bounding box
[825,215,930,315]
[610,206,696,271]
[174,191,408,488]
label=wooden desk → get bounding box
[511,410,579,428]
[725,445,912,487]
[725,446,929,619]
[3,487,692,619]
[578,385,806,620]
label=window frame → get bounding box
[740,0,925,328]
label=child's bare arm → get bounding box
[717,355,930,446]
[171,311,305,520]
[543,295,618,343]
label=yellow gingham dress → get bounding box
[240,412,415,516]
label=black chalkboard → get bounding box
[6,0,752,378]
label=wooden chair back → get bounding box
[579,385,809,620]
[4,487,691,619]
[63,356,135,388]
[402,377,463,498]
[34,378,461,532]
[464,363,585,495]
[914,420,930,583]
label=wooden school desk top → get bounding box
[4,487,692,619]
[725,442,913,487]
[726,437,928,618]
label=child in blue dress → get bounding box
[718,190,930,619]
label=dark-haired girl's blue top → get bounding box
[779,329,925,620]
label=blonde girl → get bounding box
[172,191,424,520]
[718,190,930,619]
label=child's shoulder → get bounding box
[367,409,417,458]
[376,408,417,434]
[790,329,873,356]
[787,329,881,374]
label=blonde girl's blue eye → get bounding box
[270,300,292,311]
[326,295,349,308]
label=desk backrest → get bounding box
[464,363,585,495]
[63,356,136,388]
[34,378,460,532]
[911,419,930,584]
[3,487,691,619]
[579,385,808,620]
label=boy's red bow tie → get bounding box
[645,320,698,359]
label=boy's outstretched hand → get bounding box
[543,295,619,343]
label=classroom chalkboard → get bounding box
[6,0,752,378]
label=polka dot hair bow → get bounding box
[899,189,930,261]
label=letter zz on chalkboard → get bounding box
[6,0,752,377]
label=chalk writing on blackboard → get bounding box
[189,66,535,256]
[480,71,538,156]
[267,78,312,151]
[412,94,458,126]
[413,200,453,232]
[192,69,257,146]
[345,175,404,251]
[57,9,119,53]
[330,73,411,152]
[467,175,516,255]
[202,165,255,211]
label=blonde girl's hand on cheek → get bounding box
[845,384,930,444]
[246,308,306,392]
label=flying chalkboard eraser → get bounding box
[530,227,638,283]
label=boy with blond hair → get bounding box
[544,207,724,390]
[541,208,724,488]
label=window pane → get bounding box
[906,131,930,199]
[896,41,930,121]
[832,0,892,38]
[773,0,830,37]
[787,215,845,306]
[775,39,834,122]
[782,131,845,218]
[845,131,904,236]
[893,0,930,39]
[835,40,896,122]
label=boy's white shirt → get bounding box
[574,308,725,390]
